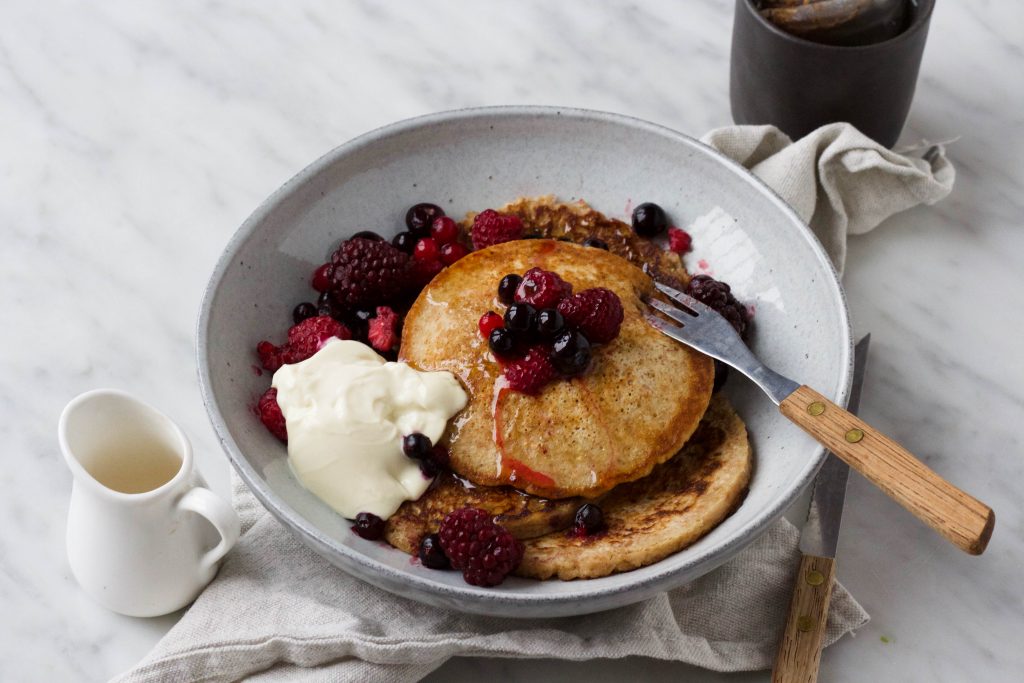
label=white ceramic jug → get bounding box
[59,389,240,617]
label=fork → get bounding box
[645,282,994,555]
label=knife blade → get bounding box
[772,335,870,683]
[798,334,870,558]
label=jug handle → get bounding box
[178,487,241,574]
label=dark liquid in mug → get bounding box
[756,0,914,46]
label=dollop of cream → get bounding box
[272,339,467,520]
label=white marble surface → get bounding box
[2,1,1022,681]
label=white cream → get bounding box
[271,339,467,520]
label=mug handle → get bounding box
[178,486,241,574]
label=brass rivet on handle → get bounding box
[797,616,815,632]
[807,401,825,416]
[806,570,825,586]
[845,428,864,443]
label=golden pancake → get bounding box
[517,394,751,580]
[385,395,751,580]
[400,239,714,499]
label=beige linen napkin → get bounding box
[115,123,953,683]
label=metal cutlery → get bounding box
[645,282,994,556]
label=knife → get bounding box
[771,334,871,683]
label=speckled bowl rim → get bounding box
[197,105,853,616]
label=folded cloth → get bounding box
[701,123,954,273]
[116,123,954,683]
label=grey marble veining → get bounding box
[1,0,1022,681]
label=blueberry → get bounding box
[497,274,522,305]
[503,303,536,335]
[405,203,445,237]
[418,533,451,569]
[317,290,339,318]
[392,231,417,253]
[550,329,591,375]
[573,503,606,536]
[631,202,668,237]
[583,237,609,250]
[352,512,384,540]
[352,230,384,241]
[292,302,317,324]
[488,327,516,356]
[402,433,433,460]
[535,308,565,340]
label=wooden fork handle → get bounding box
[780,386,995,555]
[772,554,836,683]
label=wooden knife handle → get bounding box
[780,385,994,555]
[772,554,836,683]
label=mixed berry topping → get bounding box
[413,237,440,263]
[471,209,524,250]
[402,432,433,460]
[329,237,411,310]
[257,388,287,442]
[292,302,317,324]
[514,267,573,309]
[572,503,606,537]
[631,201,668,237]
[497,273,522,305]
[352,512,385,540]
[549,329,592,376]
[438,507,524,586]
[440,242,469,265]
[488,327,516,357]
[667,227,693,254]
[556,288,624,344]
[430,216,460,245]
[391,230,416,254]
[256,316,350,372]
[367,306,400,353]
[418,533,451,570]
[503,345,558,395]
[478,311,504,338]
[311,263,334,293]
[405,203,445,237]
[686,274,750,340]
[480,268,622,393]
[534,308,565,340]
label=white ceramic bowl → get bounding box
[198,106,852,618]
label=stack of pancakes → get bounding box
[389,197,752,580]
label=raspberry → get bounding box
[502,345,557,394]
[557,288,624,344]
[478,311,503,338]
[256,316,350,371]
[329,237,411,311]
[257,388,287,442]
[438,507,524,586]
[471,209,523,250]
[686,274,750,339]
[367,306,400,353]
[514,267,572,309]
[668,227,692,254]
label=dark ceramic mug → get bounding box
[730,0,935,147]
